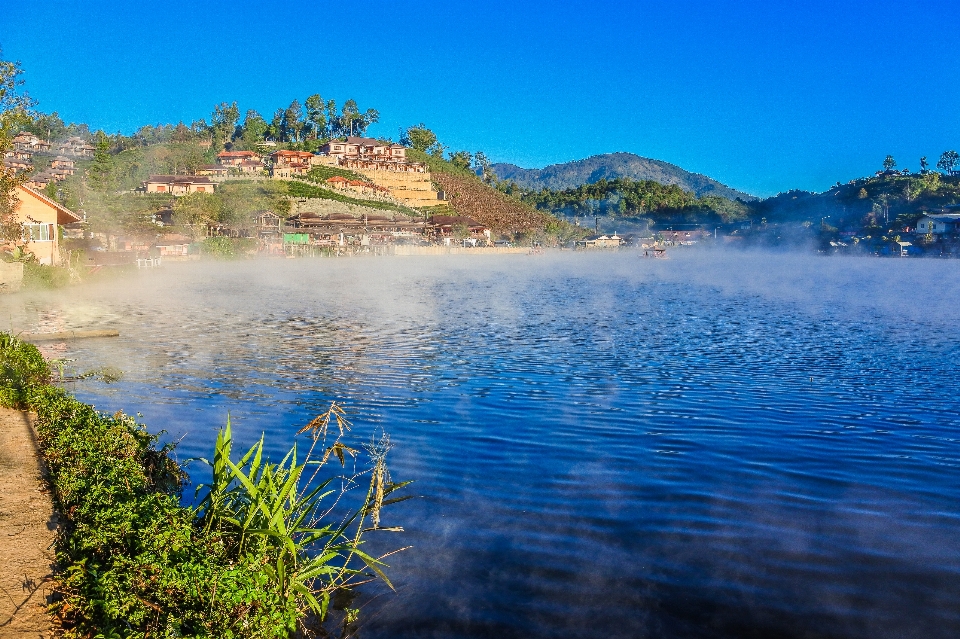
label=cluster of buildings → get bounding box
[3,132,92,190]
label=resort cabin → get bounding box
[319,137,406,161]
[239,159,266,174]
[55,137,96,158]
[50,156,76,172]
[143,175,216,195]
[916,214,960,235]
[12,132,51,153]
[216,151,261,167]
[10,186,82,265]
[269,150,313,177]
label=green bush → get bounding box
[22,261,72,289]
[202,236,257,259]
[0,334,408,638]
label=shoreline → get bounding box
[0,407,56,637]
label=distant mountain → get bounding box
[491,152,755,201]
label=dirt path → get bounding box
[0,408,56,638]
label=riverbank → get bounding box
[0,407,56,638]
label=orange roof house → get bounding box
[8,186,82,266]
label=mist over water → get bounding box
[6,251,960,639]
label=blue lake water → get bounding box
[8,251,960,639]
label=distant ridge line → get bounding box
[491,152,755,201]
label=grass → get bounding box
[0,333,409,638]
[281,180,421,217]
[302,166,367,183]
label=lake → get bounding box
[7,250,960,639]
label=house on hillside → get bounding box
[7,186,82,265]
[25,172,54,190]
[3,157,33,174]
[320,137,407,161]
[50,156,76,174]
[269,150,314,177]
[12,132,51,153]
[142,175,216,195]
[217,151,261,167]
[916,213,960,235]
[55,137,95,158]
[239,159,266,174]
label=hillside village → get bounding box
[7,91,960,282]
[3,122,565,271]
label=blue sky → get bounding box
[2,0,958,196]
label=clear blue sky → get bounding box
[2,0,958,196]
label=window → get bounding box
[24,223,54,242]
[156,185,166,192]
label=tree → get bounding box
[1,48,35,246]
[449,150,472,171]
[268,108,284,141]
[920,156,929,173]
[337,100,360,137]
[858,187,869,199]
[401,124,437,151]
[883,155,896,171]
[240,110,268,147]
[88,131,114,192]
[474,151,493,181]
[304,94,327,140]
[284,100,304,143]
[325,100,338,136]
[937,150,959,173]
[210,102,240,149]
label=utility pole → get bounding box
[595,216,600,235]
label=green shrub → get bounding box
[0,333,408,638]
[202,236,257,259]
[22,261,72,289]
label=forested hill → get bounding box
[491,152,755,201]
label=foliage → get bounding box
[282,179,417,215]
[937,150,959,173]
[0,333,408,639]
[518,175,749,225]
[400,124,439,153]
[0,333,50,408]
[304,165,367,183]
[883,155,897,171]
[22,260,71,289]
[0,47,35,245]
[202,236,256,259]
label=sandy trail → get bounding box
[0,408,56,638]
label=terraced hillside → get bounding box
[406,150,557,234]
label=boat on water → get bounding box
[641,246,668,259]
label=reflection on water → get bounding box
[7,251,960,639]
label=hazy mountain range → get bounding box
[491,152,755,201]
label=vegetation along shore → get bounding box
[0,333,409,638]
